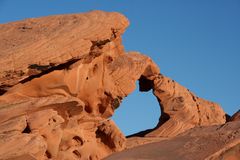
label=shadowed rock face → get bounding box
[229,110,240,122]
[0,11,236,160]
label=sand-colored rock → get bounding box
[0,10,128,94]
[0,10,130,160]
[105,121,240,160]
[0,10,234,160]
[148,74,226,137]
[0,11,160,159]
[128,74,226,140]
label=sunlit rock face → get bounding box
[0,11,234,160]
[146,74,226,137]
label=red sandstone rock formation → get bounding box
[0,10,130,160]
[0,11,237,160]
[148,74,226,137]
[105,121,240,160]
[229,110,240,122]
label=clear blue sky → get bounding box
[0,0,239,136]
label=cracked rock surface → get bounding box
[0,11,239,160]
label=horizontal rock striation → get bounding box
[0,10,128,94]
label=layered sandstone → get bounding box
[149,74,226,137]
[0,10,131,160]
[0,10,128,93]
[0,11,236,160]
[105,120,240,160]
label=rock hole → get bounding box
[192,96,197,102]
[45,150,51,158]
[112,81,160,136]
[73,136,84,146]
[73,150,81,158]
[98,104,106,114]
[22,123,31,133]
[96,128,115,148]
[85,105,92,113]
[112,98,120,110]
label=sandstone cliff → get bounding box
[0,11,238,160]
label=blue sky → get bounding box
[0,0,239,136]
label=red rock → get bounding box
[105,121,240,160]
[147,74,226,137]
[229,110,240,121]
[0,10,234,160]
[0,10,129,160]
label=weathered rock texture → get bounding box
[0,10,131,160]
[105,121,240,160]
[148,74,226,137]
[0,10,236,160]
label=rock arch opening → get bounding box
[112,79,161,137]
[0,11,229,160]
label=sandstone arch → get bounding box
[0,11,227,160]
[141,73,226,137]
[112,69,161,137]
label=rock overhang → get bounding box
[0,10,236,160]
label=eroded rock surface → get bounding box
[148,74,226,137]
[105,121,240,160]
[0,10,236,160]
[0,10,130,160]
[0,10,128,93]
